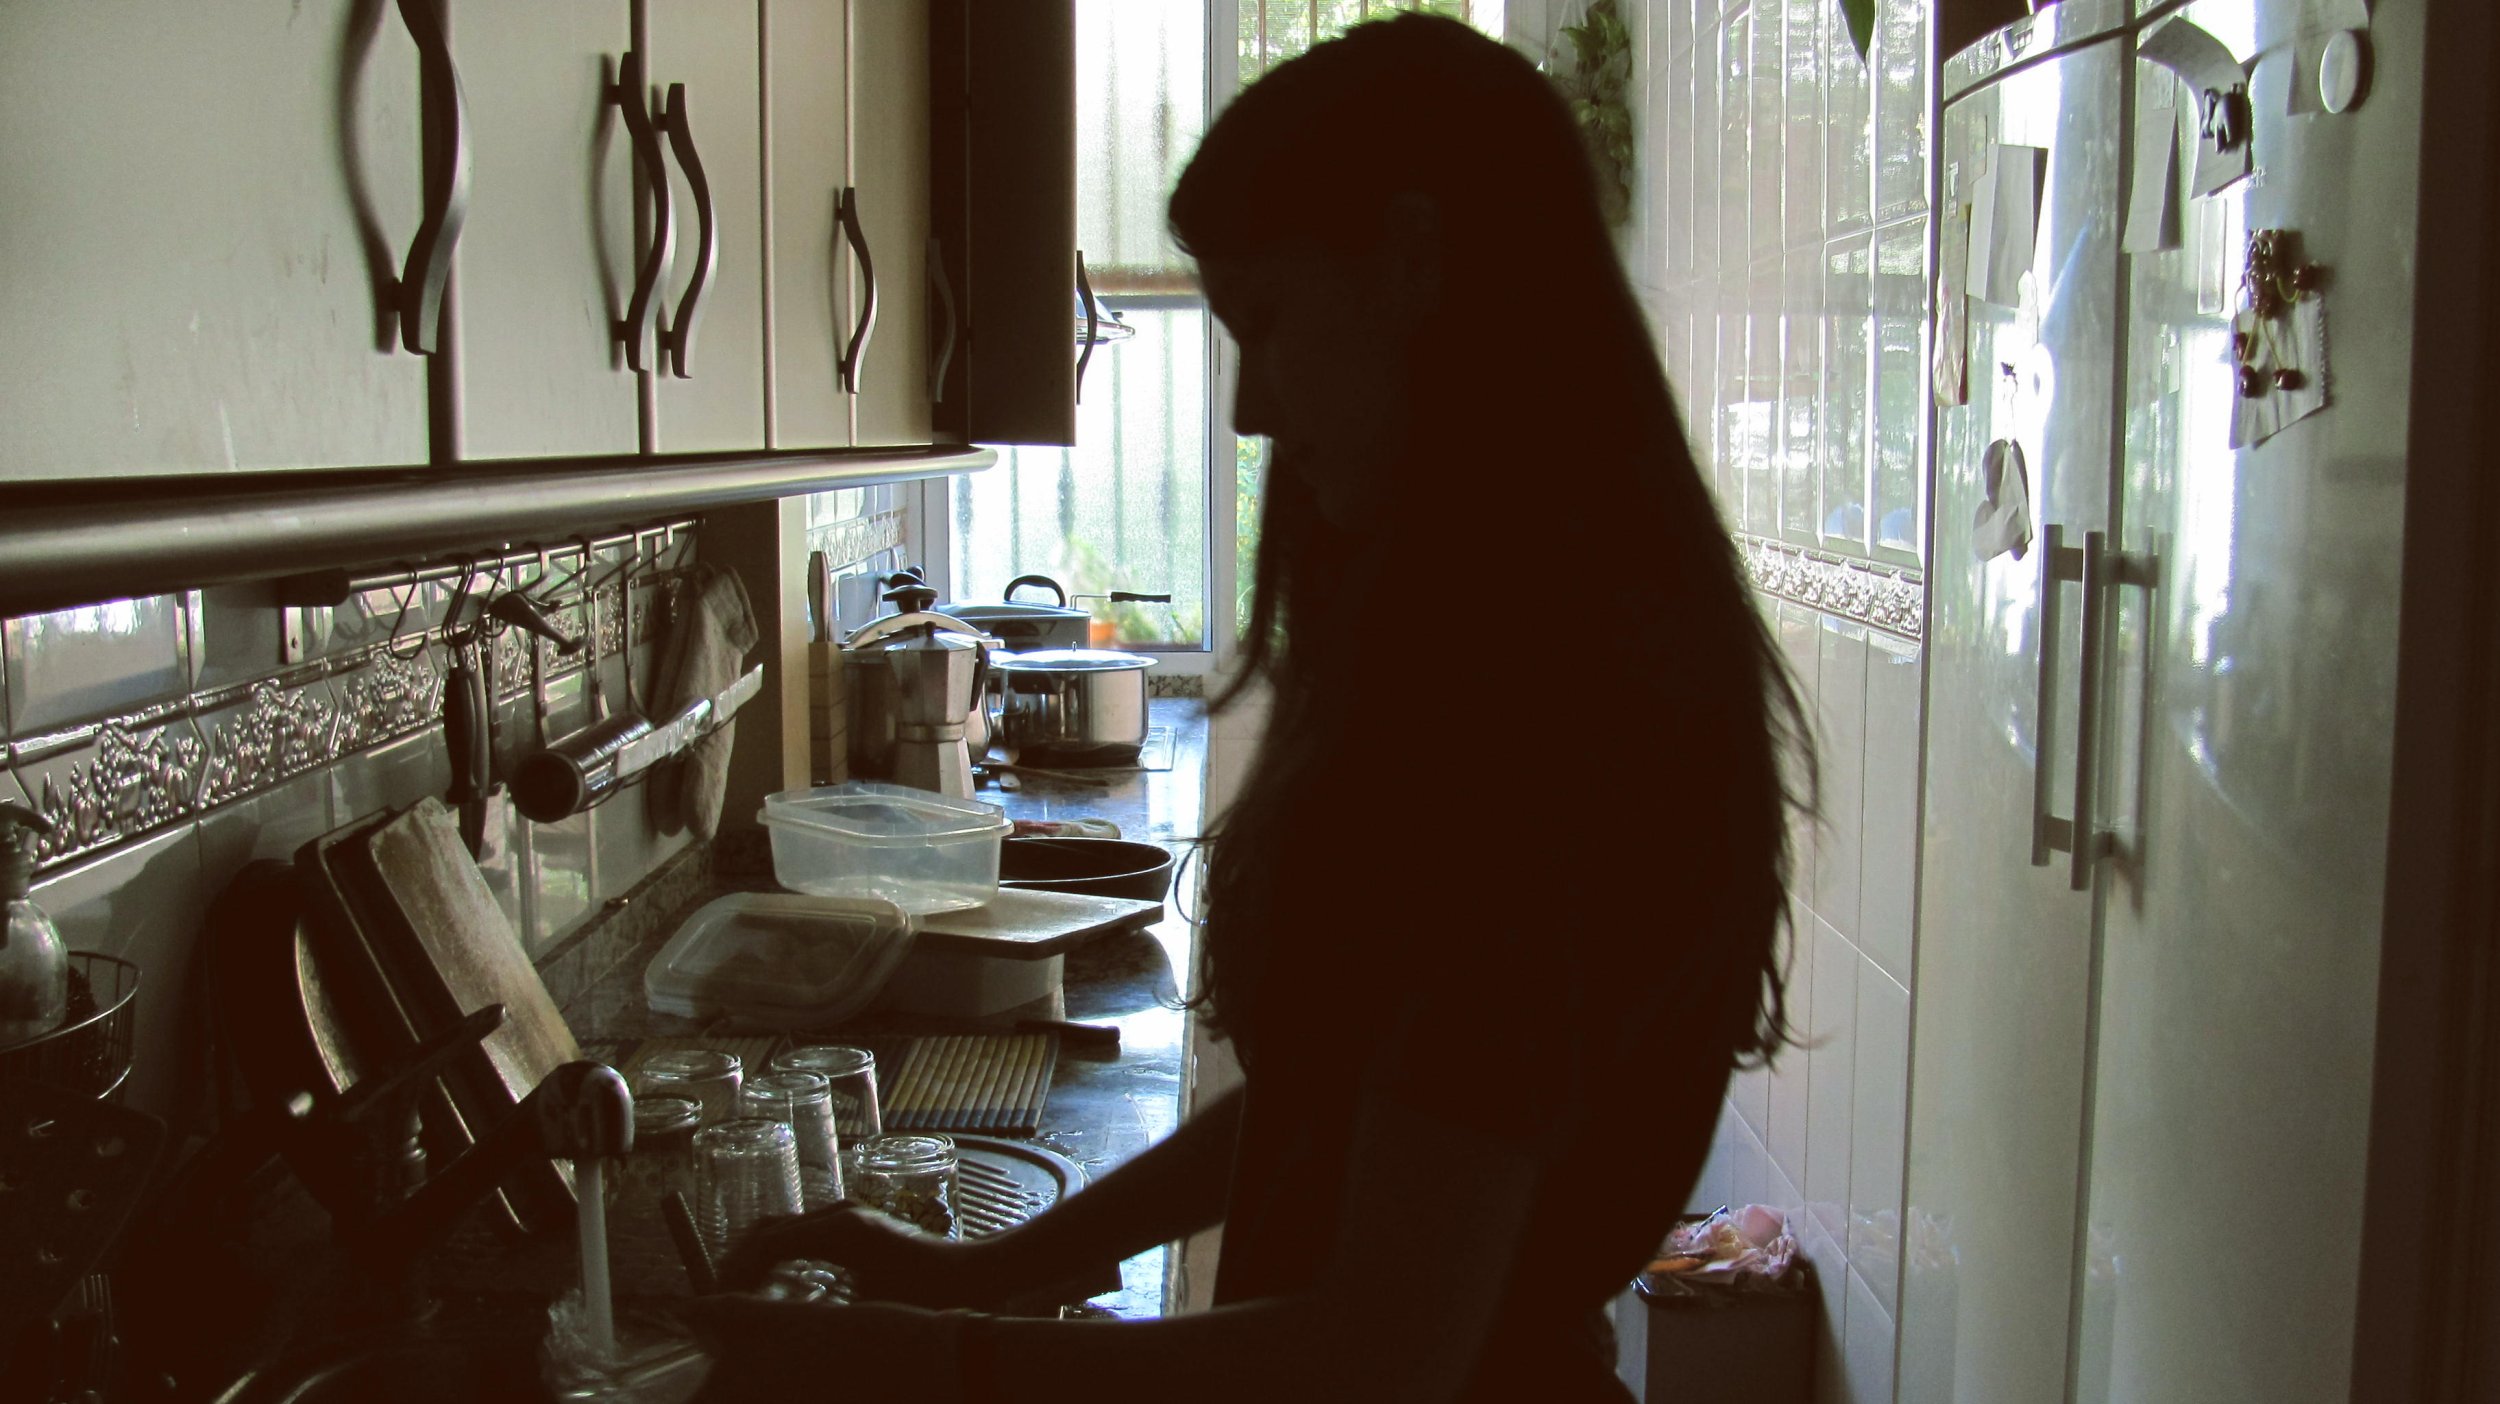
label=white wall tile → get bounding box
[1860,635,1921,983]
[1805,915,1859,1241]
[1846,1264,1899,1404]
[1770,1151,1806,1226]
[1767,898,1814,1190]
[1690,1100,1739,1214]
[31,825,210,1131]
[1805,1216,1853,1404]
[1851,956,1912,1317]
[1813,617,1869,935]
[1731,1041,1771,1143]
[1729,1110,1773,1211]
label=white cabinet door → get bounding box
[1899,35,2127,1404]
[764,0,853,449]
[848,0,933,446]
[649,0,768,452]
[0,0,431,480]
[451,0,640,460]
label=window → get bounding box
[940,1,1505,666]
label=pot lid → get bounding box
[937,600,1088,623]
[992,648,1156,673]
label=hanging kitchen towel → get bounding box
[648,565,758,840]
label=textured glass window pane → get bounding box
[1826,0,1874,232]
[1719,13,1750,263]
[1783,0,1825,251]
[1822,235,1875,553]
[954,304,1210,648]
[1743,269,1780,536]
[1873,0,1930,221]
[1750,1,1783,260]
[1873,218,1928,558]
[1691,12,1722,273]
[1664,45,1694,277]
[1780,250,1820,544]
[1080,2,1204,284]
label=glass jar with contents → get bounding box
[770,1045,883,1145]
[612,1095,703,1213]
[850,1133,959,1240]
[738,1071,842,1207]
[634,1048,742,1125]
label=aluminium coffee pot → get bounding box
[841,583,996,799]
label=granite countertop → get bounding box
[551,697,1213,1319]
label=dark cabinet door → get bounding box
[929,0,1077,446]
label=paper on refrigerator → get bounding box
[2123,86,2183,253]
[1967,144,2046,309]
[1935,202,1972,408]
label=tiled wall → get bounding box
[4,486,904,1147]
[1617,2,1933,1401]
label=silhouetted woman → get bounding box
[691,17,1807,1400]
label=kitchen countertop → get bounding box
[550,697,1212,1320]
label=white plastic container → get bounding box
[758,782,1010,915]
[644,892,916,1024]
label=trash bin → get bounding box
[1621,1206,1815,1404]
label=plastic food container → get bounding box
[759,782,1010,915]
[643,892,916,1025]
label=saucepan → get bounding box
[990,649,1154,766]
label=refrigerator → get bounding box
[1898,0,2425,1399]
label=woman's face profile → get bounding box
[1200,237,1424,532]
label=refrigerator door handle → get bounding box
[2031,525,2080,868]
[2068,531,2114,891]
[2031,526,2125,888]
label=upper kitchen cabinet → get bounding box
[645,0,769,453]
[930,0,1078,446]
[0,0,438,481]
[448,0,639,461]
[764,0,849,450]
[769,0,935,450]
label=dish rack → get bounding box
[0,952,140,1101]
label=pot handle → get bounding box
[1004,575,1069,608]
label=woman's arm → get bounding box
[691,1078,1546,1402]
[716,1086,1245,1306]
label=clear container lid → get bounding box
[643,892,916,1023]
[990,648,1155,673]
[758,781,1010,845]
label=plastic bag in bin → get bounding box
[1638,1204,1801,1297]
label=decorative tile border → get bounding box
[1735,534,1926,643]
[6,564,701,876]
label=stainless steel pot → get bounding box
[938,575,1093,652]
[991,649,1153,766]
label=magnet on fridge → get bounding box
[2319,30,2369,113]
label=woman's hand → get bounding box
[714,1201,999,1309]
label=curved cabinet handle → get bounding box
[395,0,470,356]
[658,83,716,380]
[836,188,879,394]
[1074,255,1098,405]
[2030,524,2075,870]
[607,54,673,373]
[926,235,957,401]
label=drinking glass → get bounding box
[612,1094,702,1212]
[850,1133,960,1240]
[692,1117,803,1256]
[738,1070,842,1206]
[633,1048,743,1125]
[770,1045,883,1143]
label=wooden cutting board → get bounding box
[913,887,1160,959]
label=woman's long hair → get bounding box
[1172,15,1808,1073]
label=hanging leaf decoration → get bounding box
[1548,0,1636,228]
[1841,0,1877,63]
